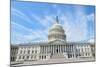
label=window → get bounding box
[79,54,81,56]
[34,55,36,59]
[19,56,21,59]
[35,51,37,53]
[23,56,25,59]
[20,50,22,54]
[11,57,13,61]
[39,56,41,59]
[11,57,15,61]
[79,49,80,52]
[28,50,30,54]
[81,49,83,52]
[86,53,88,56]
[31,56,33,59]
[24,50,25,54]
[87,48,89,51]
[42,56,43,59]
[27,56,29,59]
[88,53,90,56]
[85,48,87,52]
[32,50,34,53]
[44,56,46,59]
[68,54,72,58]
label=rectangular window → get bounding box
[39,56,41,59]
[28,50,30,54]
[24,50,25,54]
[20,50,22,54]
[32,50,34,53]
[27,56,29,59]
[42,56,43,59]
[19,56,21,59]
[35,51,37,53]
[31,56,33,59]
[23,56,25,59]
[34,55,36,59]
[44,56,46,59]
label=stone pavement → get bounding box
[11,58,95,67]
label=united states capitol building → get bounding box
[11,17,95,64]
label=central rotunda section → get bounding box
[48,16,66,43]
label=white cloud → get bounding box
[31,14,55,28]
[60,11,88,42]
[12,12,94,44]
[11,11,52,44]
[11,21,48,44]
[11,31,47,44]
[11,8,33,24]
[87,13,95,22]
[11,21,34,33]
[11,4,95,43]
[87,38,95,43]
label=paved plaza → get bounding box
[11,57,95,67]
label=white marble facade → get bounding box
[11,43,95,62]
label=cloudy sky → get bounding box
[11,1,95,44]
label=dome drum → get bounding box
[48,34,66,41]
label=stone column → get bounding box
[58,45,59,53]
[59,45,61,53]
[63,45,64,53]
[65,45,66,52]
[42,46,44,53]
[64,45,65,52]
[53,45,54,54]
[45,46,47,54]
[44,46,46,53]
[54,45,55,54]
[57,45,59,53]
[60,45,62,52]
[55,45,56,54]
[62,45,63,53]
[52,45,53,54]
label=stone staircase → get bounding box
[51,53,66,59]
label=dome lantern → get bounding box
[56,16,59,23]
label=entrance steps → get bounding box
[51,53,66,59]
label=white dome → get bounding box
[50,23,63,30]
[49,22,65,34]
[48,22,66,42]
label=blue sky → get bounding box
[11,1,95,44]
